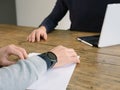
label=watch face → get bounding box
[47,52,57,60]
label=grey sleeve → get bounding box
[0,56,47,90]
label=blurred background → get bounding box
[0,0,70,30]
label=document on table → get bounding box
[26,53,77,90]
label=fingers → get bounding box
[14,46,28,59]
[67,48,77,57]
[67,48,80,63]
[0,58,16,66]
[0,45,28,66]
[43,32,47,40]
[7,45,28,60]
[27,30,36,42]
[36,30,47,42]
[36,30,41,42]
[5,60,16,66]
[70,55,80,64]
[27,26,47,42]
[51,45,80,68]
[31,30,36,42]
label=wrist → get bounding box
[40,26,47,32]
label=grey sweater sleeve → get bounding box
[0,56,47,90]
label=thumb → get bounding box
[2,59,16,66]
[43,33,47,40]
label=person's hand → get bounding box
[0,44,28,66]
[27,26,47,42]
[50,45,80,68]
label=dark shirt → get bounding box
[40,0,120,32]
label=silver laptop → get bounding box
[77,4,120,47]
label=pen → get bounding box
[77,38,93,46]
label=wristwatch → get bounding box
[38,52,57,69]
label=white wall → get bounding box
[15,0,70,30]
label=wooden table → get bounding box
[0,24,120,90]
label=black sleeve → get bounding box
[40,0,68,33]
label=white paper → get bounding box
[26,53,76,90]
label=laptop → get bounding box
[77,4,120,47]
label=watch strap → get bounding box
[38,52,57,69]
